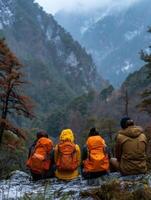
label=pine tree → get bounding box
[0,39,34,143]
[139,28,151,115]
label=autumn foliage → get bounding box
[0,39,34,143]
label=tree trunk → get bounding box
[0,96,9,144]
[0,123,5,144]
[124,88,129,116]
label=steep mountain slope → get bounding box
[99,62,151,125]
[55,0,151,86]
[0,0,107,131]
[61,62,151,141]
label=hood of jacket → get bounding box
[59,129,74,142]
[118,125,144,138]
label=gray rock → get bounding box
[0,170,151,200]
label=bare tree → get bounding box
[121,86,129,116]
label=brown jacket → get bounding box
[115,125,147,175]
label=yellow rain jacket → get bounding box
[54,129,81,180]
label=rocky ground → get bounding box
[0,171,151,200]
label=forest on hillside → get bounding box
[0,27,151,180]
[0,0,151,199]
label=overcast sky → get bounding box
[35,0,142,15]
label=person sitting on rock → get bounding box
[81,128,109,179]
[54,129,81,181]
[110,117,147,175]
[26,130,54,181]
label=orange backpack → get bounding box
[26,137,53,174]
[83,136,109,172]
[56,141,79,171]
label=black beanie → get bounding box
[89,127,99,136]
[37,130,48,139]
[120,117,130,129]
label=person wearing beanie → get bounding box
[81,127,109,179]
[27,130,54,181]
[110,117,147,175]
[28,130,48,158]
[54,129,81,180]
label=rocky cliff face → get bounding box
[55,0,151,86]
[0,0,107,130]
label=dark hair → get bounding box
[120,117,134,129]
[126,119,134,127]
[88,127,99,137]
[36,130,48,139]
